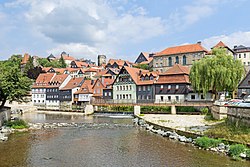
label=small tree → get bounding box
[59,55,67,68]
[23,56,34,76]
[190,48,245,100]
[0,58,32,109]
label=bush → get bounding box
[5,119,28,129]
[141,106,171,113]
[201,107,209,115]
[246,149,250,159]
[195,137,222,149]
[176,106,196,112]
[229,144,246,158]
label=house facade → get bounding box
[74,80,94,105]
[153,42,208,73]
[238,70,250,99]
[233,45,250,67]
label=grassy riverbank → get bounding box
[204,120,250,145]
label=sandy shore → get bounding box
[140,114,219,134]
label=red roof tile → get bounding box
[32,73,56,88]
[155,43,208,56]
[74,80,94,94]
[60,77,85,90]
[212,41,227,48]
[47,74,69,88]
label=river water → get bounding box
[0,112,249,167]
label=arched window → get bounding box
[183,55,187,65]
[176,56,179,64]
[168,57,172,67]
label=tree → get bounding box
[0,58,32,109]
[190,48,245,100]
[23,56,34,75]
[27,66,43,79]
[133,64,151,70]
[59,55,67,68]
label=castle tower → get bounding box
[98,55,106,66]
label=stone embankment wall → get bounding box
[211,104,228,120]
[227,106,250,127]
[0,107,11,127]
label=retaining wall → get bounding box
[227,106,250,127]
[0,107,11,127]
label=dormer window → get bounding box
[150,76,154,80]
[141,77,144,81]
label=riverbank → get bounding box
[134,114,250,161]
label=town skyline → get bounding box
[1,0,250,62]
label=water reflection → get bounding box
[0,112,249,167]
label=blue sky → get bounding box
[0,0,250,62]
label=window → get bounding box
[117,86,119,91]
[138,95,141,100]
[34,100,36,103]
[168,96,171,101]
[139,86,141,91]
[126,94,128,99]
[123,86,125,90]
[168,57,172,66]
[129,94,132,99]
[176,56,179,64]
[239,54,241,58]
[175,96,179,101]
[104,92,107,96]
[183,55,187,65]
[160,63,162,67]
[129,85,132,90]
[147,86,150,91]
[126,85,128,90]
[160,96,164,102]
[143,86,146,91]
[117,95,119,99]
[201,94,204,99]
[176,85,179,90]
[156,63,158,67]
[150,76,154,80]
[244,62,246,65]
[120,86,122,90]
[123,94,125,99]
[160,85,164,89]
[244,53,246,58]
[191,95,195,99]
[109,92,111,96]
[120,94,122,99]
[168,85,171,90]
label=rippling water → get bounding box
[0,112,249,167]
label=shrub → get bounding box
[5,119,28,129]
[140,106,171,113]
[176,106,196,112]
[229,144,246,158]
[246,149,250,159]
[201,107,209,115]
[195,137,222,149]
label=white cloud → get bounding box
[47,43,100,61]
[202,31,250,49]
[4,0,166,59]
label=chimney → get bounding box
[197,41,201,45]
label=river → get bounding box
[0,112,249,167]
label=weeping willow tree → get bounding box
[190,48,245,100]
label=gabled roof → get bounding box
[32,73,56,88]
[61,55,75,61]
[21,53,30,65]
[162,64,190,75]
[85,68,98,72]
[212,41,234,53]
[74,80,94,94]
[137,71,158,85]
[102,78,114,87]
[47,54,56,59]
[94,70,108,77]
[47,74,69,88]
[155,43,208,56]
[60,77,85,90]
[107,59,133,67]
[156,64,190,84]
[119,66,148,85]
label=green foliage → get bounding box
[38,58,66,68]
[5,119,28,129]
[176,106,196,112]
[229,144,246,158]
[133,64,150,70]
[0,56,32,108]
[27,66,43,79]
[109,106,134,112]
[201,107,209,115]
[59,56,67,68]
[246,149,250,159]
[195,137,222,149]
[190,48,245,100]
[141,106,171,113]
[23,56,34,75]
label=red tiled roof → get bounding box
[32,73,56,88]
[60,77,85,90]
[107,59,133,67]
[123,66,148,85]
[47,74,69,88]
[155,43,208,56]
[21,53,30,65]
[74,61,88,68]
[156,64,190,84]
[137,71,158,85]
[95,70,108,77]
[42,67,53,72]
[85,68,98,72]
[74,80,94,94]
[61,55,75,61]
[212,41,227,48]
[102,78,114,87]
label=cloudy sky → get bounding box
[0,0,250,62]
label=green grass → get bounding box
[195,137,222,149]
[204,119,250,145]
[229,144,246,159]
[4,119,28,129]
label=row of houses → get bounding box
[32,63,214,109]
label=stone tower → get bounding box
[98,55,106,66]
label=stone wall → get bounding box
[227,106,250,127]
[0,107,11,127]
[211,105,228,120]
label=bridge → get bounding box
[90,99,214,107]
[90,99,214,115]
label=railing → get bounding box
[90,99,214,107]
